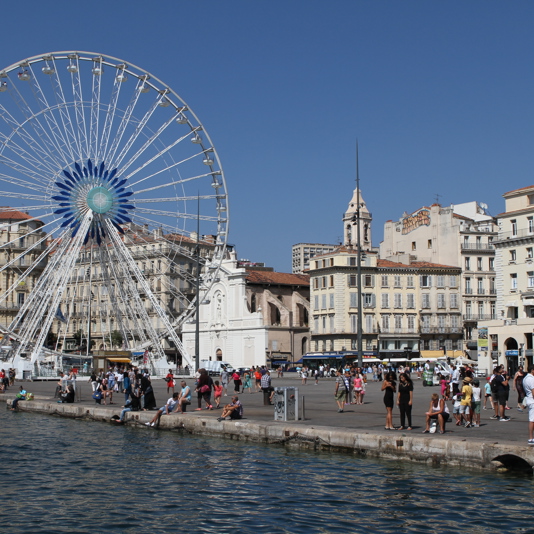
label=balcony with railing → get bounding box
[461,243,495,251]
[420,326,463,334]
[495,228,534,242]
[463,314,497,321]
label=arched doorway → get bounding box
[504,337,519,375]
[216,348,222,362]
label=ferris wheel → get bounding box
[0,51,229,369]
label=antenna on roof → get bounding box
[434,193,442,204]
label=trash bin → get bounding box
[273,387,299,421]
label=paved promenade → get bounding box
[7,374,531,446]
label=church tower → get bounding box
[343,188,372,249]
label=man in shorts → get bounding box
[218,396,243,421]
[523,366,534,445]
[493,367,510,422]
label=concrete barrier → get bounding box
[7,398,534,473]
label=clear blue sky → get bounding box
[2,1,534,271]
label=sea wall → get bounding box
[9,399,534,473]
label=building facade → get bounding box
[182,250,310,368]
[480,185,534,373]
[0,209,48,329]
[292,243,337,274]
[308,247,463,359]
[381,201,498,356]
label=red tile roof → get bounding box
[0,208,39,221]
[503,184,534,196]
[246,269,310,286]
[377,259,459,270]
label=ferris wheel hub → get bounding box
[87,187,114,214]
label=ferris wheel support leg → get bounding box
[104,220,194,370]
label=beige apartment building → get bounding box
[0,208,48,329]
[480,185,534,372]
[292,243,337,274]
[308,247,462,359]
[380,201,498,357]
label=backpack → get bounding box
[491,376,501,394]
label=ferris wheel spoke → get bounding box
[49,57,84,162]
[105,219,191,366]
[97,71,125,163]
[109,96,161,170]
[135,206,220,222]
[27,64,75,165]
[69,57,90,159]
[0,190,49,202]
[0,172,50,193]
[134,193,220,204]
[0,128,59,180]
[103,77,145,165]
[89,57,103,162]
[119,121,195,179]
[4,76,70,170]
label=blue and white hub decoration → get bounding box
[52,159,134,244]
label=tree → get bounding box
[110,330,123,348]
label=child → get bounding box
[483,378,492,410]
[439,374,449,400]
[471,379,481,427]
[213,380,223,408]
[452,391,462,425]
[359,379,366,404]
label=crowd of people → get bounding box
[331,361,534,444]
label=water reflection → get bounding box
[1,410,532,533]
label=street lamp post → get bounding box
[355,143,363,369]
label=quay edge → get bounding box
[7,399,534,474]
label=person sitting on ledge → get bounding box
[217,396,243,422]
[422,393,450,434]
[59,384,75,404]
[145,392,179,427]
[10,386,27,411]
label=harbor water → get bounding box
[1,409,532,533]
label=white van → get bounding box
[200,360,233,376]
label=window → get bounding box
[412,241,416,251]
[322,316,326,332]
[445,339,453,351]
[394,340,402,350]
[321,276,326,288]
[382,314,389,332]
[511,273,518,290]
[314,317,319,332]
[477,278,484,293]
[329,315,334,333]
[17,292,24,306]
[348,257,357,266]
[421,315,430,328]
[329,275,334,287]
[321,295,326,309]
[465,277,472,294]
[422,293,430,308]
[477,257,482,271]
[365,314,373,332]
[363,293,375,308]
[449,275,458,287]
[394,315,402,330]
[350,314,357,333]
[314,296,319,310]
[478,301,484,317]
[407,293,415,309]
[329,293,335,308]
[313,278,319,289]
[437,315,446,329]
[436,275,445,287]
[490,278,496,294]
[465,257,471,270]
[489,258,494,271]
[428,239,432,249]
[528,248,534,260]
[363,274,374,287]
[450,293,458,308]
[511,219,517,236]
[466,301,472,319]
[451,315,459,327]
[529,217,534,234]
[407,276,414,288]
[394,293,402,308]
[420,275,432,287]
[381,293,389,308]
[510,250,517,263]
[381,275,389,287]
[528,272,534,288]
[348,275,357,287]
[381,340,388,350]
[437,293,445,308]
[394,275,401,288]
[407,315,415,330]
[349,293,357,307]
